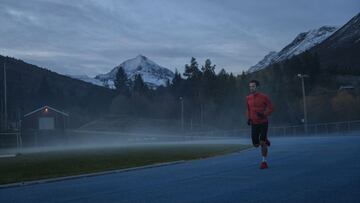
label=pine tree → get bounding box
[133,74,148,95]
[218,69,228,78]
[171,69,184,98]
[172,69,183,87]
[183,57,201,79]
[200,59,216,100]
[214,68,229,103]
[201,59,216,76]
[240,71,246,80]
[114,66,130,96]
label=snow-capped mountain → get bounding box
[95,55,174,89]
[68,75,103,86]
[247,26,338,73]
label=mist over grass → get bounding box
[0,140,250,185]
[9,128,250,154]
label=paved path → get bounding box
[1,136,360,203]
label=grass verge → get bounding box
[0,143,251,185]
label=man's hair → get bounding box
[249,80,260,87]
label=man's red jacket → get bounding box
[246,92,274,124]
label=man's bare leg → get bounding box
[260,141,268,159]
[259,141,269,169]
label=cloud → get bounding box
[0,0,359,76]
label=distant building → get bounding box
[21,106,69,146]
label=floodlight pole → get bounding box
[3,63,7,131]
[180,97,184,131]
[297,74,309,134]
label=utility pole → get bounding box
[3,63,7,131]
[179,97,184,131]
[297,74,309,134]
[0,93,2,131]
[200,104,203,128]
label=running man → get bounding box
[246,80,274,169]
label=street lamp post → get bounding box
[3,63,7,131]
[179,97,184,131]
[297,74,309,134]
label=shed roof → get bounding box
[23,106,69,118]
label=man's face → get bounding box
[249,82,257,93]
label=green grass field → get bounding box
[0,143,251,185]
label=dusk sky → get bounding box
[0,0,359,77]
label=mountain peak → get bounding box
[95,55,174,89]
[135,54,147,60]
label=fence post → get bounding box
[16,133,19,151]
[19,133,23,151]
[326,124,329,135]
[283,127,286,137]
[34,131,38,147]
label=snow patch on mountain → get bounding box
[247,26,338,73]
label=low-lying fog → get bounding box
[0,130,251,155]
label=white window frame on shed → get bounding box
[38,117,55,130]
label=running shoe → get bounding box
[260,161,268,169]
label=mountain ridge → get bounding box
[247,26,338,73]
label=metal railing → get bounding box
[0,131,22,151]
[185,120,360,138]
[1,120,359,151]
[269,120,360,137]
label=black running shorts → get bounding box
[251,122,268,146]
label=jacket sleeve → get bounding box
[264,96,274,117]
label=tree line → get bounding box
[110,51,360,130]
